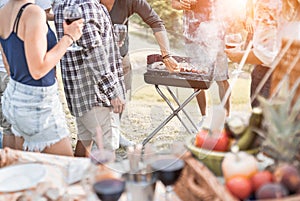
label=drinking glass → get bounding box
[151,153,185,201]
[145,142,186,201]
[225,33,244,74]
[81,149,117,199]
[225,33,243,50]
[93,178,126,201]
[114,24,127,47]
[63,5,83,51]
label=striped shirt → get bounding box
[54,0,125,117]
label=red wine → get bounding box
[65,17,81,25]
[151,158,184,186]
[93,179,125,201]
[225,42,241,49]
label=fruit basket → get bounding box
[177,148,300,201]
[185,136,259,176]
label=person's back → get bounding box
[0,0,83,155]
[0,19,56,87]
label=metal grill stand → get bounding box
[142,71,212,146]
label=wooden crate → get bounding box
[271,38,300,104]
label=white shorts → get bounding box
[76,106,120,151]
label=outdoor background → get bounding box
[54,0,253,149]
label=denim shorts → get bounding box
[2,79,70,151]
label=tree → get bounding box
[130,0,183,48]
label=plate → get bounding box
[0,163,46,192]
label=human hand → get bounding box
[245,17,254,33]
[110,96,125,114]
[179,0,193,10]
[63,19,84,41]
[163,56,179,72]
[224,48,243,63]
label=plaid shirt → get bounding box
[54,0,125,117]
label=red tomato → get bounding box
[226,176,253,200]
[195,129,229,152]
[251,170,273,192]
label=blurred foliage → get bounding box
[129,0,184,48]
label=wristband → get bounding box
[162,54,171,60]
[64,34,74,42]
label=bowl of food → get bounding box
[185,135,259,176]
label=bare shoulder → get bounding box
[22,3,46,22]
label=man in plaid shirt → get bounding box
[54,0,126,157]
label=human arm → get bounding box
[132,0,179,71]
[224,48,264,65]
[245,0,254,33]
[154,31,178,72]
[45,8,54,21]
[225,0,282,66]
[35,0,54,21]
[0,45,10,75]
[172,0,194,10]
[22,5,83,80]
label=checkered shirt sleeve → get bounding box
[54,0,125,117]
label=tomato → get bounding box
[226,176,253,200]
[195,129,229,152]
[251,170,273,192]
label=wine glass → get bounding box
[93,178,126,201]
[113,24,127,47]
[151,156,184,201]
[80,149,118,199]
[151,153,185,201]
[63,4,83,51]
[225,33,244,75]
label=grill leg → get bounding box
[166,87,200,131]
[142,85,201,146]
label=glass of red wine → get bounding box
[63,4,83,51]
[93,178,125,201]
[151,154,185,201]
[145,142,186,201]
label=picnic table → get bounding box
[0,148,174,201]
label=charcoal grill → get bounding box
[142,54,213,146]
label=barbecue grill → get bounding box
[142,54,213,146]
